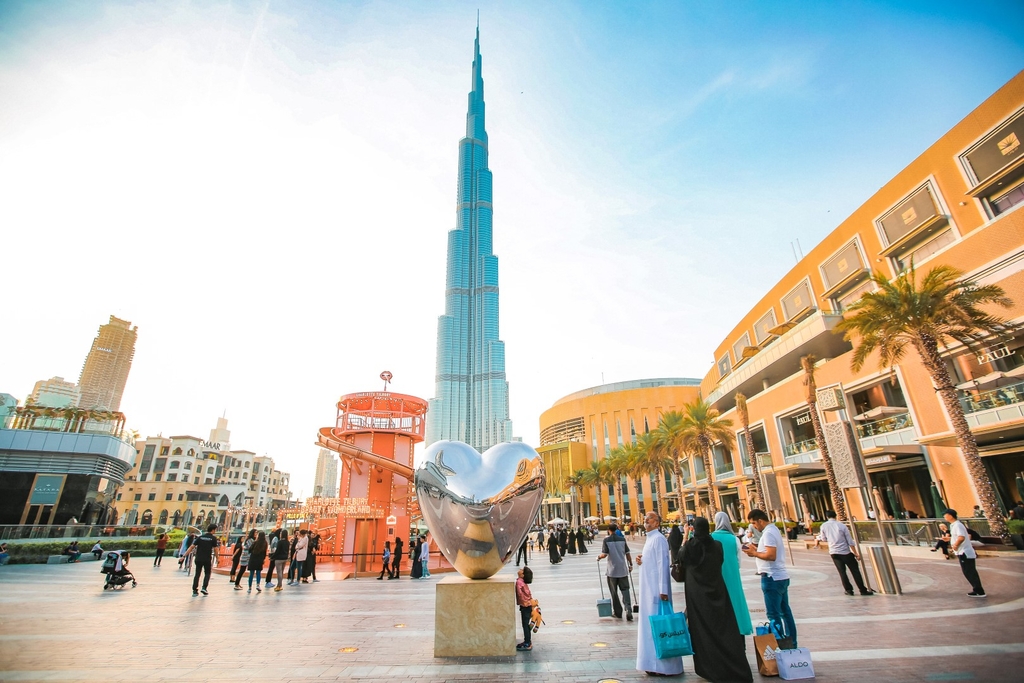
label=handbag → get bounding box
[776,647,814,680]
[753,632,780,677]
[648,599,693,659]
[670,562,685,583]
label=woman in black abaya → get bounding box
[548,529,562,564]
[677,517,753,683]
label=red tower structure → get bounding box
[316,390,428,573]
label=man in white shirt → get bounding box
[743,509,797,648]
[944,508,986,597]
[817,510,873,596]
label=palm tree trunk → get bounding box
[699,438,717,516]
[915,334,1010,541]
[737,398,767,512]
[595,485,604,521]
[807,403,848,520]
[672,455,685,516]
[634,478,646,518]
[652,471,664,519]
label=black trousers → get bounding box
[516,544,528,566]
[831,553,867,593]
[519,605,532,644]
[153,548,165,566]
[391,553,402,577]
[192,559,212,592]
[958,555,985,594]
[607,575,631,617]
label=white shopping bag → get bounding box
[776,647,814,680]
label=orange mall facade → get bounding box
[540,71,1024,526]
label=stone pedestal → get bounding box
[434,574,516,657]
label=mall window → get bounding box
[173,447,182,455]
[959,106,1024,218]
[154,473,162,482]
[876,181,955,271]
[717,352,731,378]
[849,378,913,438]
[134,493,142,501]
[140,444,155,473]
[178,494,184,501]
[184,462,192,470]
[616,420,623,445]
[778,409,818,461]
[154,458,166,473]
[711,443,734,477]
[169,460,179,469]
[754,309,778,345]
[821,238,872,310]
[736,426,770,469]
[160,446,169,455]
[630,418,637,444]
[139,474,147,482]
[781,279,815,322]
[165,493,173,501]
[181,475,189,483]
[116,493,122,501]
[732,332,753,366]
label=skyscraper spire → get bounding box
[427,27,512,453]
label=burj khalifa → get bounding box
[426,27,512,453]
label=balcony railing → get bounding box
[2,413,135,446]
[959,380,1024,414]
[856,412,913,438]
[743,452,774,473]
[783,437,818,457]
[714,460,735,477]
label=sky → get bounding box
[1,1,1022,496]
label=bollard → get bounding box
[866,545,902,595]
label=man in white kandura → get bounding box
[635,510,684,677]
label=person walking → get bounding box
[234,530,255,589]
[390,536,403,579]
[307,532,321,582]
[547,529,562,564]
[818,510,873,596]
[596,523,633,621]
[576,528,588,554]
[635,511,684,677]
[678,517,753,682]
[410,537,423,579]
[516,536,529,566]
[177,532,196,570]
[287,530,301,584]
[153,534,168,567]
[378,541,392,580]
[945,509,986,597]
[558,527,568,557]
[537,528,545,551]
[515,566,536,651]
[293,530,309,584]
[188,524,221,597]
[270,529,289,591]
[743,509,797,648]
[246,531,268,593]
[711,511,753,635]
[229,535,243,581]
[420,535,431,577]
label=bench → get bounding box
[46,555,70,564]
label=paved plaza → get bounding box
[1,543,1023,682]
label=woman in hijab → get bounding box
[677,517,752,683]
[410,537,423,578]
[712,511,753,636]
[668,524,684,561]
[548,528,562,564]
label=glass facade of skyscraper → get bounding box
[427,29,512,452]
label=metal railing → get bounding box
[850,518,993,546]
[959,380,1024,414]
[714,460,734,477]
[2,413,135,446]
[856,412,913,438]
[783,437,818,457]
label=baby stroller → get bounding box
[101,550,137,590]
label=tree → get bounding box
[837,262,1017,541]
[652,411,689,515]
[577,459,610,521]
[678,398,735,516]
[735,393,767,512]
[635,431,674,519]
[565,470,585,527]
[607,446,631,522]
[800,354,847,521]
[620,441,648,519]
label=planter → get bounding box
[1010,534,1024,551]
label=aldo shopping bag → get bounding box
[776,648,815,680]
[753,632,780,677]
[648,600,693,659]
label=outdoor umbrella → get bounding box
[930,482,947,518]
[546,517,568,526]
[603,516,619,521]
[1016,474,1024,504]
[584,516,600,522]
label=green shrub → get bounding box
[4,539,158,564]
[1008,519,1024,535]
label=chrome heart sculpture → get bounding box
[414,440,546,579]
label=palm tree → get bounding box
[635,431,674,519]
[607,446,631,522]
[735,393,767,512]
[652,411,688,514]
[801,354,847,521]
[565,470,585,527]
[678,398,735,516]
[577,459,610,521]
[837,262,1017,541]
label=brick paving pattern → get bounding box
[1,540,1022,682]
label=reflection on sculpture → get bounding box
[414,440,546,579]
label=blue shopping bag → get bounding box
[648,600,693,659]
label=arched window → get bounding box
[169,460,180,469]
[158,510,168,524]
[172,510,181,526]
[172,447,182,455]
[141,509,153,525]
[188,449,195,457]
[243,472,249,479]
[184,462,192,470]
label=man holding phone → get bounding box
[743,509,797,649]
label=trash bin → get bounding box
[865,545,902,595]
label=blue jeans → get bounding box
[761,575,797,647]
[422,557,430,577]
[248,566,262,589]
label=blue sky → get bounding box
[1,1,1021,492]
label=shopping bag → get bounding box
[753,633,780,677]
[648,600,693,659]
[776,648,814,680]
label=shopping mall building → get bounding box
[539,71,1024,524]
